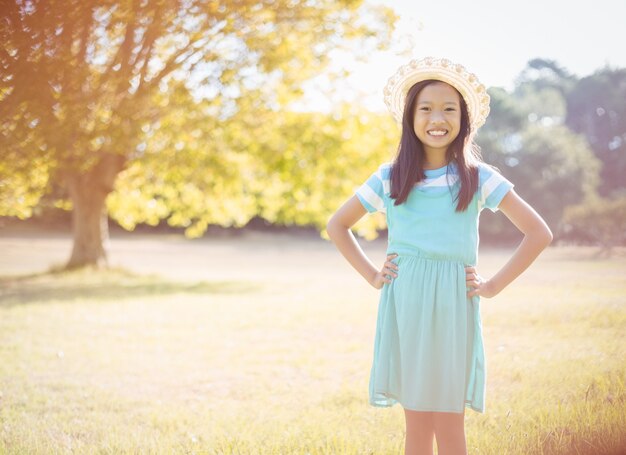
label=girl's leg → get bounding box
[432,411,467,455]
[403,408,434,455]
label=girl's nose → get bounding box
[430,111,446,122]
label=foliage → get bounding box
[250,105,398,239]
[479,84,601,242]
[0,0,396,227]
[563,196,626,251]
[2,7,624,251]
[510,124,600,228]
[0,153,49,218]
[108,99,398,239]
[106,85,259,237]
[512,58,573,125]
[566,67,626,197]
[513,58,576,98]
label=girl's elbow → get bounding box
[326,214,338,232]
[536,225,553,248]
[523,222,552,249]
[327,213,352,240]
[546,226,554,243]
[326,214,343,238]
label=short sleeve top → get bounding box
[355,161,514,264]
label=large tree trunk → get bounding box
[65,153,126,269]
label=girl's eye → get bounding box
[418,107,456,112]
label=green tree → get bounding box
[478,83,600,242]
[565,67,626,197]
[0,0,395,268]
[514,58,575,96]
[107,92,399,240]
[480,124,600,242]
[563,196,626,254]
[249,105,399,239]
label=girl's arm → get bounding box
[327,195,398,289]
[468,189,553,298]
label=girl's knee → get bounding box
[404,408,435,454]
[432,412,467,455]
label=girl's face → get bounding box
[413,81,462,159]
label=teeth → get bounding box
[428,130,447,136]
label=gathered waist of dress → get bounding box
[387,246,474,266]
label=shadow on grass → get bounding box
[0,266,261,307]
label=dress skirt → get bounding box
[369,250,486,413]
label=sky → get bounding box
[299,0,626,112]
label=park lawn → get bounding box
[0,237,624,454]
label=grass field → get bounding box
[0,230,625,454]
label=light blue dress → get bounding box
[356,161,514,413]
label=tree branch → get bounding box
[136,32,205,95]
[76,5,94,65]
[104,0,140,76]
[132,9,161,85]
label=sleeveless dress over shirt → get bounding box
[355,161,514,413]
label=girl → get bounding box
[326,57,553,455]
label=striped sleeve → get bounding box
[478,163,514,212]
[355,164,391,213]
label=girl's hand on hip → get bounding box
[465,266,497,298]
[370,253,399,289]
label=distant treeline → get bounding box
[476,59,625,251]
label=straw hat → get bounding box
[383,57,491,132]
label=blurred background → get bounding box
[1,1,625,454]
[1,0,624,267]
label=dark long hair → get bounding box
[390,80,481,212]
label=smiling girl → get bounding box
[326,57,553,455]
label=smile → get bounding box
[427,129,448,136]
